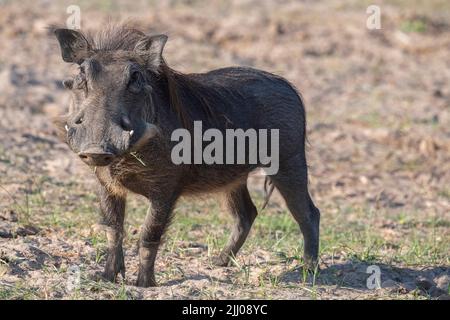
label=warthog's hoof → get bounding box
[102,250,126,282]
[302,256,320,273]
[211,255,231,267]
[102,268,125,283]
[136,273,157,287]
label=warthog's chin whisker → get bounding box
[130,151,146,167]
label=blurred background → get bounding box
[0,0,448,299]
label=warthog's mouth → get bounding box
[78,123,160,168]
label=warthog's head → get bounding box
[54,28,164,166]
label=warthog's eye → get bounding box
[75,116,83,125]
[128,71,143,94]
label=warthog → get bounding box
[53,25,320,287]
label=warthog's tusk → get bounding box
[129,130,134,137]
[64,125,69,132]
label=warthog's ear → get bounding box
[51,115,69,143]
[134,34,168,72]
[54,29,92,64]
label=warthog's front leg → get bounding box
[137,193,179,287]
[97,185,126,282]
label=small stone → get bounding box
[50,291,64,299]
[15,225,40,237]
[0,228,13,238]
[0,264,9,277]
[381,279,398,289]
[401,281,417,292]
[415,276,434,291]
[429,286,446,298]
[434,274,450,291]
[0,210,18,222]
[433,89,443,98]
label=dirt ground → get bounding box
[0,0,449,300]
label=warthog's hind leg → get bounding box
[270,153,320,270]
[212,183,258,267]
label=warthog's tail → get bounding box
[261,176,275,210]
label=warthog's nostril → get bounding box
[78,151,114,166]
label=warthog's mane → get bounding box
[84,24,146,51]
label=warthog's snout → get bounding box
[78,148,115,166]
[75,123,159,167]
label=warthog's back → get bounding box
[192,67,304,119]
[186,66,307,155]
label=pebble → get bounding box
[415,276,434,291]
[381,279,398,289]
[16,225,40,237]
[400,281,417,292]
[429,286,447,298]
[434,274,449,291]
[0,227,13,238]
[0,210,18,222]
